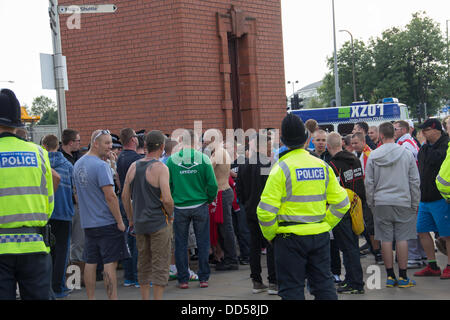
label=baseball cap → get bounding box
[418,118,442,131]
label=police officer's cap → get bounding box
[0,89,24,128]
[280,113,309,149]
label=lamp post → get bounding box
[446,20,449,92]
[339,29,357,102]
[332,0,341,107]
[287,80,299,96]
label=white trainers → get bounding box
[189,269,199,282]
[252,280,268,294]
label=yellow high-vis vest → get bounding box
[436,142,450,201]
[257,148,350,241]
[0,135,54,254]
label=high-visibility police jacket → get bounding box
[0,133,54,254]
[436,142,450,201]
[257,148,350,241]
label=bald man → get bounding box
[327,132,365,294]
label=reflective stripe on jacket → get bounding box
[436,142,450,201]
[0,135,54,254]
[257,148,350,241]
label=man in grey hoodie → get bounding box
[364,122,420,288]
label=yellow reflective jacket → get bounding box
[257,148,350,241]
[436,142,450,201]
[0,134,54,254]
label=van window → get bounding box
[319,124,334,133]
[338,123,354,135]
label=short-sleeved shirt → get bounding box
[73,155,116,229]
[116,149,143,194]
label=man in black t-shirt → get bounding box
[116,128,144,287]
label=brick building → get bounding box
[59,0,286,142]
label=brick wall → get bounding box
[59,0,286,144]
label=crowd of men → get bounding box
[1,88,449,300]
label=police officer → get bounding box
[0,89,55,300]
[257,114,350,300]
[437,141,450,202]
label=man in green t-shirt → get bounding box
[166,129,218,289]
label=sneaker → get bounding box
[169,269,177,281]
[178,282,189,289]
[252,280,268,294]
[135,282,140,288]
[199,281,209,288]
[189,269,199,282]
[239,258,250,265]
[398,277,416,288]
[414,265,441,277]
[54,290,71,299]
[333,274,342,283]
[337,285,365,294]
[375,253,384,265]
[124,279,135,287]
[407,259,424,269]
[268,283,278,295]
[215,262,239,271]
[440,266,450,280]
[386,276,397,288]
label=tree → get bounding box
[31,95,58,125]
[318,12,447,121]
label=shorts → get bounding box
[136,224,172,286]
[417,199,450,237]
[83,224,131,265]
[373,206,417,242]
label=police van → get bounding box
[289,98,410,135]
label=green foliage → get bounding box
[30,95,58,125]
[38,109,58,125]
[318,12,448,121]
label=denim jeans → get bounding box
[119,198,138,282]
[333,214,364,290]
[274,232,337,300]
[174,203,210,283]
[232,203,250,260]
[217,188,238,265]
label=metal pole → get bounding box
[447,20,449,93]
[49,0,68,139]
[332,0,341,107]
[340,30,357,102]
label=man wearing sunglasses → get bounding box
[73,129,129,299]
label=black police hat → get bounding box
[280,113,309,149]
[0,89,24,128]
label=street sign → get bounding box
[58,4,117,14]
[442,107,448,113]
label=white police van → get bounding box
[289,98,410,135]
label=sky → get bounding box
[0,0,449,107]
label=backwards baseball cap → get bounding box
[418,118,442,131]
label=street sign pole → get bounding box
[49,0,68,139]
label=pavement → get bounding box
[63,245,450,301]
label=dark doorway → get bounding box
[228,33,242,129]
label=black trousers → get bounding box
[333,215,364,290]
[274,232,337,300]
[49,219,72,294]
[0,253,52,300]
[246,218,276,284]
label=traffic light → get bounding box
[290,94,304,110]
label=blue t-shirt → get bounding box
[73,155,116,229]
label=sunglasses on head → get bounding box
[93,129,111,141]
